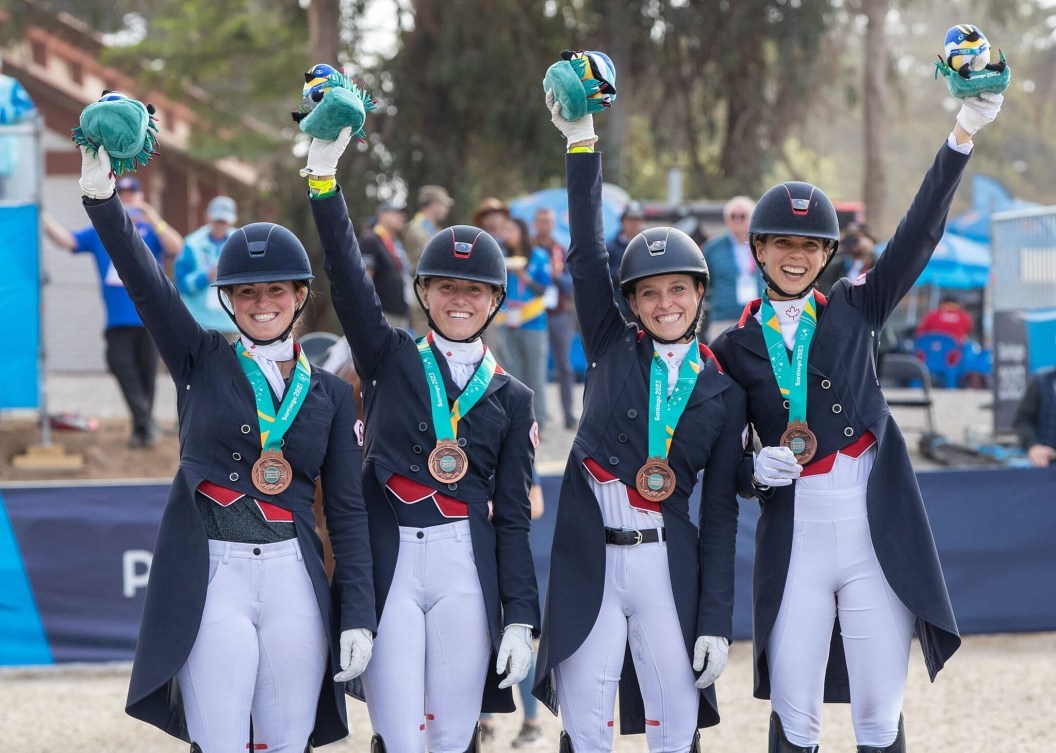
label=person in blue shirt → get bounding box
[497,216,553,432]
[175,195,240,336]
[44,175,183,447]
[0,53,37,199]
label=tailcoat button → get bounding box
[832,404,843,414]
[618,433,628,443]
[241,425,251,434]
[448,483,458,491]
[232,453,241,461]
[627,409,638,419]
[229,472,239,482]
[844,427,855,437]
[410,464,420,473]
[609,457,619,466]
[457,438,467,447]
[413,445,422,454]
[782,400,790,410]
[419,422,429,432]
[821,379,832,389]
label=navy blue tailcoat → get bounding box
[309,190,541,712]
[533,153,747,734]
[83,195,376,745]
[709,141,968,701]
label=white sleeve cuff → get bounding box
[947,132,973,155]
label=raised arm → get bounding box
[78,148,205,377]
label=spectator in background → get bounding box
[1013,367,1056,468]
[915,295,974,343]
[497,216,552,432]
[606,201,645,321]
[44,175,184,448]
[473,196,510,245]
[702,195,760,341]
[533,207,578,430]
[404,185,455,334]
[174,195,239,336]
[0,53,36,199]
[817,222,877,293]
[360,201,412,331]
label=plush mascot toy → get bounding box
[935,24,1010,98]
[71,91,158,175]
[543,50,617,121]
[292,63,376,142]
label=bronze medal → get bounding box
[428,439,468,483]
[780,420,817,464]
[252,449,293,495]
[635,458,676,502]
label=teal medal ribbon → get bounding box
[235,342,312,494]
[635,344,702,502]
[417,333,497,482]
[760,293,819,462]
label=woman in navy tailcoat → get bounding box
[303,129,539,753]
[709,93,1003,752]
[77,146,375,752]
[532,92,747,753]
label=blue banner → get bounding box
[0,204,40,409]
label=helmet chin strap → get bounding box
[219,288,307,347]
[413,284,507,344]
[634,295,706,346]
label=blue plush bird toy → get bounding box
[292,63,376,142]
[543,50,617,121]
[935,24,1010,99]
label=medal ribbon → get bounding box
[759,292,818,423]
[647,345,702,459]
[417,333,497,441]
[236,343,312,450]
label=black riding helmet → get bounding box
[619,226,710,344]
[413,225,508,343]
[749,181,840,298]
[211,222,314,345]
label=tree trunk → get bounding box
[862,0,889,233]
[307,0,341,64]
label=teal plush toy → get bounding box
[934,24,1010,99]
[72,91,158,175]
[543,50,617,121]
[292,63,376,142]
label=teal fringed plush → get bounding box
[935,49,1010,99]
[543,50,617,121]
[72,92,158,176]
[298,72,377,142]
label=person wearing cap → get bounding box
[535,82,747,753]
[360,200,413,331]
[702,195,762,341]
[175,195,240,335]
[73,144,376,752]
[606,201,645,321]
[405,185,455,334]
[301,128,539,753]
[43,175,183,448]
[473,196,511,244]
[708,94,1003,753]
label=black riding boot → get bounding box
[690,729,701,753]
[370,733,386,753]
[464,722,482,753]
[856,716,906,753]
[769,712,820,753]
[559,730,575,752]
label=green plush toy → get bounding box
[72,91,158,175]
[293,63,376,142]
[543,50,617,121]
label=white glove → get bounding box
[545,89,596,148]
[300,126,354,178]
[79,145,115,200]
[754,445,802,487]
[333,627,373,683]
[692,635,729,689]
[496,623,534,689]
[956,91,1003,137]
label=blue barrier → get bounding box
[2,467,1055,665]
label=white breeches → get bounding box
[176,539,327,753]
[362,520,490,753]
[555,535,699,753]
[768,477,914,748]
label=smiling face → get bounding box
[229,281,306,342]
[420,277,502,341]
[627,273,704,342]
[754,235,833,299]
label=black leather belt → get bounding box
[604,527,667,546]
